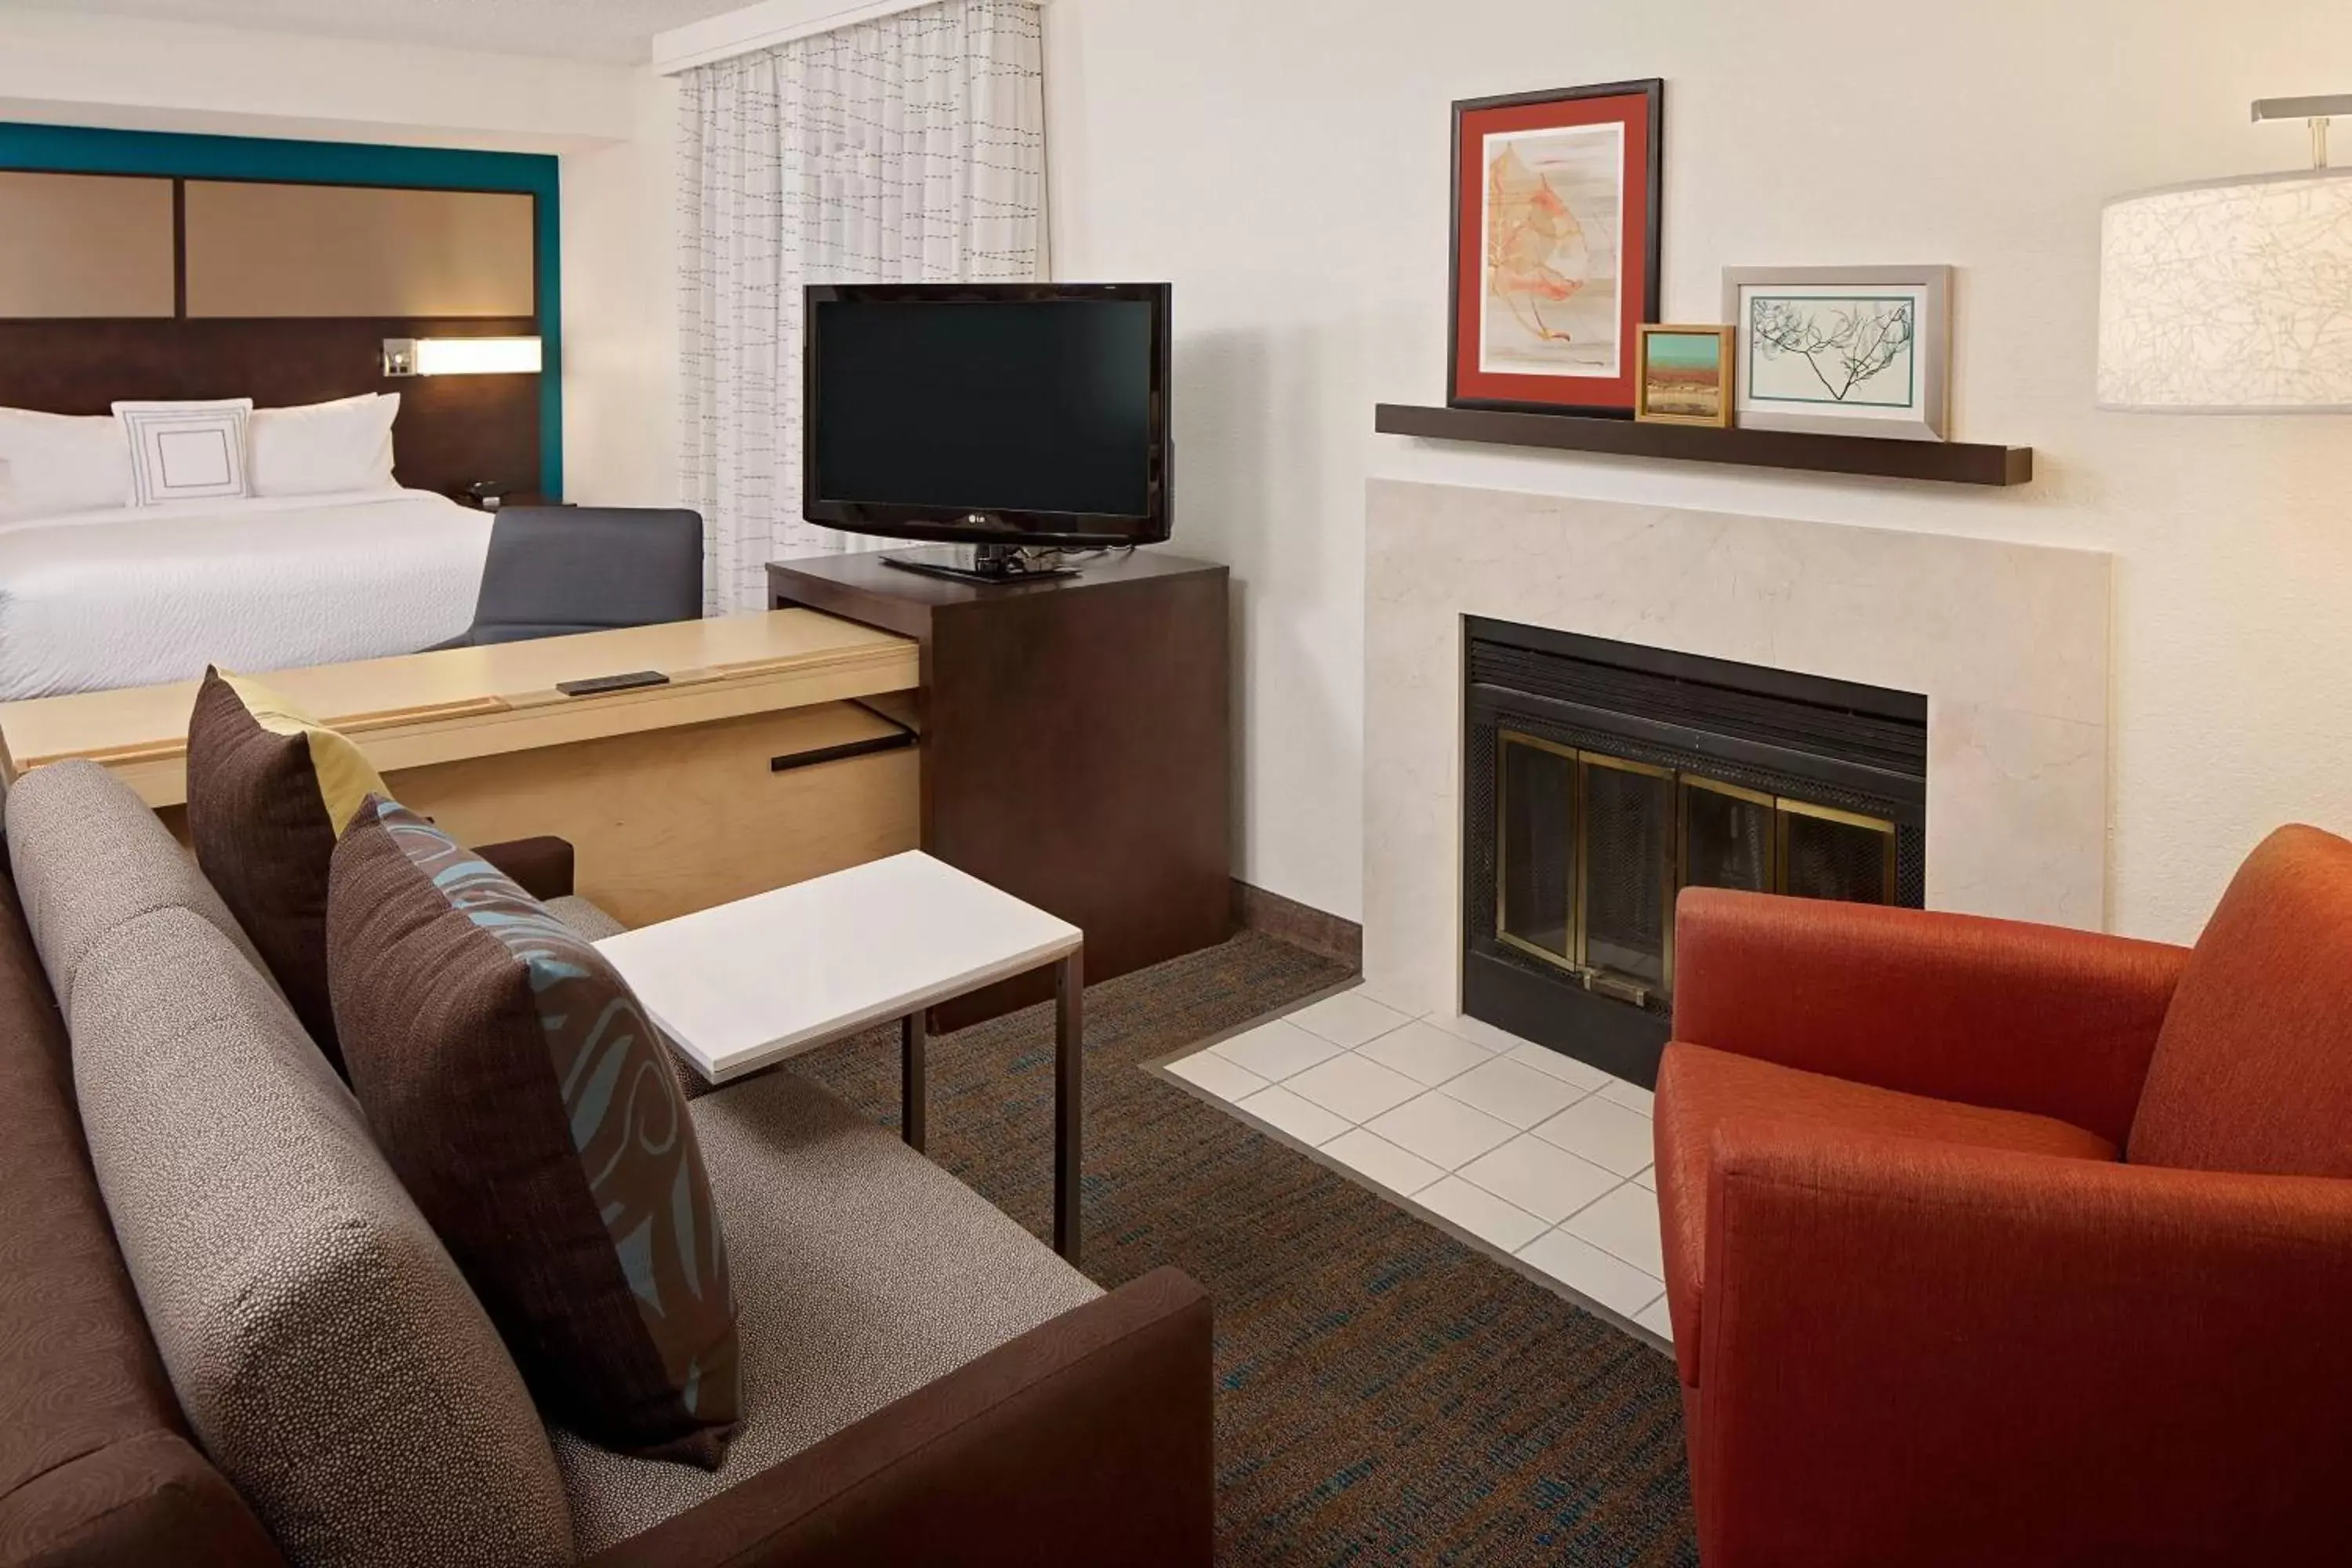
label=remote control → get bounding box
[555,670,670,698]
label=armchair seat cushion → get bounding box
[1656,1041,2118,1385]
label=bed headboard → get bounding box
[0,125,561,500]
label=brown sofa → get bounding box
[0,761,1212,1567]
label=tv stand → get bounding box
[880,543,1080,586]
[770,550,1232,1029]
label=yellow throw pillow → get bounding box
[210,671,386,836]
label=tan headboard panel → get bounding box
[0,141,551,497]
[0,172,176,318]
[183,181,535,318]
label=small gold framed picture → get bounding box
[1633,324,1733,427]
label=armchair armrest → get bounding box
[583,1267,1213,1568]
[1672,888,2188,1145]
[474,837,575,901]
[1693,1120,2352,1566]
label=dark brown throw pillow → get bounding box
[327,795,740,1466]
[186,667,387,1070]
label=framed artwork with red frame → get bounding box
[1449,80,1664,416]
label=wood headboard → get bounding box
[0,126,561,501]
[0,314,541,500]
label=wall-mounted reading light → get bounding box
[381,336,544,377]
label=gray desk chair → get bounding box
[436,506,705,649]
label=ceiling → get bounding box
[32,0,759,64]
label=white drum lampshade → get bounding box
[2098,168,2352,412]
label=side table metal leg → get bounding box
[901,1010,927,1152]
[1054,948,1083,1265]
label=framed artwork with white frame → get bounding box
[1722,265,1952,441]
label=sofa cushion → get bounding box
[3,757,269,1017]
[0,868,283,1567]
[2130,825,2352,1177]
[186,667,386,1070]
[1656,1040,2117,1387]
[551,1069,1102,1557]
[71,904,572,1568]
[328,798,741,1465]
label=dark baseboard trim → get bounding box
[1232,880,1363,971]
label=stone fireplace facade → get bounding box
[1364,480,2111,1036]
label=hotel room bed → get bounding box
[0,488,490,701]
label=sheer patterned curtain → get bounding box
[675,0,1046,614]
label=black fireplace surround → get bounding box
[1461,616,1927,1088]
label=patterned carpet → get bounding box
[790,929,1699,1566]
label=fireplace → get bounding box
[1462,616,1927,1087]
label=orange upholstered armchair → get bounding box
[1657,826,2352,1567]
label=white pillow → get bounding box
[0,408,133,522]
[114,399,254,506]
[249,393,401,498]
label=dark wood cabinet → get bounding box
[770,550,1232,1028]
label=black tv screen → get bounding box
[804,283,1171,548]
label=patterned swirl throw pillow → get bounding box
[327,797,742,1466]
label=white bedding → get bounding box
[0,488,492,701]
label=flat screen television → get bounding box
[802,282,1171,581]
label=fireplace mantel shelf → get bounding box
[1374,405,2034,488]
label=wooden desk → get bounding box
[0,612,922,928]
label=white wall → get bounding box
[561,71,683,507]
[1044,0,2352,944]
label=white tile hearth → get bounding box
[1212,1018,1342,1081]
[1532,1097,1657,1178]
[1426,1011,1534,1055]
[1501,1040,1609,1091]
[1365,1089,1519,1170]
[1417,1175,1550,1254]
[1561,1183,1668,1276]
[1519,1229,1664,1320]
[1163,1049,1269,1103]
[1356,1018,1497,1086]
[1155,986,1674,1352]
[1439,1054,1590,1130]
[1323,1127,1446,1196]
[1458,1134,1620,1225]
[1285,990,1416,1048]
[1287,1051,1425,1123]
[1598,1078,1656,1115]
[1235,1083,1352,1147]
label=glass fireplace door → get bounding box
[1576,753,1675,999]
[1494,733,1675,1003]
[1494,730,1899,1007]
[1497,733,1577,965]
[1679,776,1777,895]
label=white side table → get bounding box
[593,851,1088,1261]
